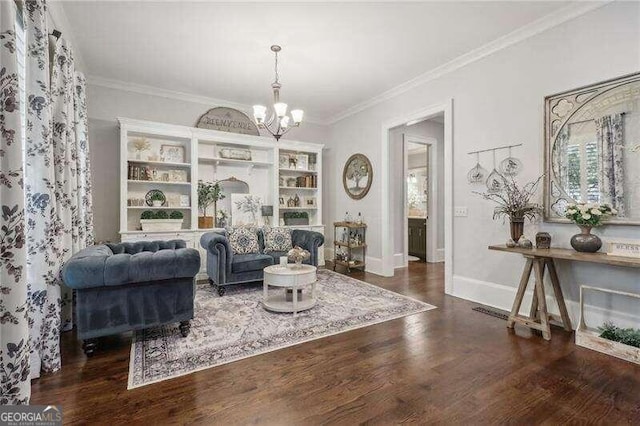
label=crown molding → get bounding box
[327,1,612,124]
[87,75,251,111]
[86,75,324,125]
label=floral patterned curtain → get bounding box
[0,0,31,404]
[24,0,61,379]
[554,125,570,192]
[23,0,93,379]
[596,113,625,216]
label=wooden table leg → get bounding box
[533,259,551,340]
[546,258,573,331]
[529,260,546,320]
[507,258,534,328]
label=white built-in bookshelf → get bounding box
[118,117,325,275]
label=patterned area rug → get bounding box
[128,269,436,389]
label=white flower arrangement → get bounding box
[565,202,617,227]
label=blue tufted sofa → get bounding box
[200,229,324,296]
[62,240,200,356]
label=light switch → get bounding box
[454,206,468,217]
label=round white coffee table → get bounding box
[263,264,317,315]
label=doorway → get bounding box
[404,137,434,264]
[380,100,453,293]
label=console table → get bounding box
[488,245,640,340]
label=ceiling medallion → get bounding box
[252,45,303,141]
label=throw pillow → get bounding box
[227,227,260,255]
[263,227,293,253]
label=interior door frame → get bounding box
[403,134,439,265]
[380,99,453,294]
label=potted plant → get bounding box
[198,180,225,229]
[149,191,165,207]
[476,175,542,242]
[132,137,151,160]
[565,202,617,252]
[283,211,309,226]
[217,208,229,228]
[140,210,184,231]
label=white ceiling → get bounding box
[60,1,572,122]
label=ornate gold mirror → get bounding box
[544,72,640,224]
[343,154,373,200]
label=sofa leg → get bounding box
[82,339,97,357]
[210,281,226,297]
[179,321,191,337]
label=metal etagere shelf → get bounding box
[333,221,367,273]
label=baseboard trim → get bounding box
[324,247,334,263]
[452,275,640,330]
[365,256,386,276]
[394,253,406,269]
[429,248,445,263]
[324,248,386,277]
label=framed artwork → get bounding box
[219,148,252,161]
[160,144,186,163]
[179,195,190,207]
[231,194,263,226]
[279,197,285,206]
[169,169,188,182]
[279,154,290,169]
[304,197,317,207]
[343,153,373,200]
[296,154,309,171]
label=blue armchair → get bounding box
[200,229,324,296]
[62,240,200,356]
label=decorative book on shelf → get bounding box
[333,221,366,273]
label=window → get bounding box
[566,140,600,203]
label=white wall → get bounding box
[87,84,329,242]
[389,119,445,258]
[325,2,640,324]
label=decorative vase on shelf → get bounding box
[570,225,602,253]
[509,217,524,242]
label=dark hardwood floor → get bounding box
[31,262,640,424]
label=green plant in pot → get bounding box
[170,210,184,220]
[198,180,225,229]
[476,175,542,243]
[149,191,165,207]
[564,202,616,252]
[283,211,309,226]
[154,210,169,219]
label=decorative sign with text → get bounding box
[195,107,260,136]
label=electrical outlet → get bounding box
[454,206,468,217]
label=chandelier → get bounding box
[252,45,303,141]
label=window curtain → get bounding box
[596,113,625,216]
[554,125,570,193]
[0,0,31,405]
[1,0,94,400]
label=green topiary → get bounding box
[283,211,309,219]
[154,210,169,219]
[599,322,640,348]
[170,211,184,219]
[141,210,155,220]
